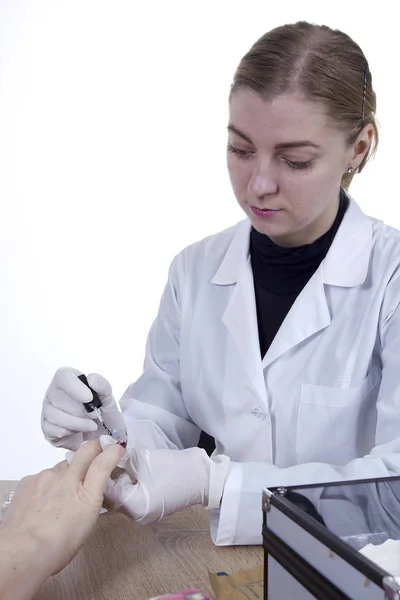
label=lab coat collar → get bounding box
[322,194,373,287]
[211,218,251,286]
[211,195,373,288]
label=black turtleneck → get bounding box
[250,189,349,358]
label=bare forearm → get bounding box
[0,532,51,600]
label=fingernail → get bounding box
[65,450,74,465]
[99,434,118,451]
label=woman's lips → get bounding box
[250,206,282,218]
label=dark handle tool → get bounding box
[78,373,126,447]
[78,374,102,413]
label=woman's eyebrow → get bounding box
[227,124,253,143]
[227,124,321,150]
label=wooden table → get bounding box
[0,481,263,600]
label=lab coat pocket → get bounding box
[296,366,381,465]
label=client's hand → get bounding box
[0,439,125,600]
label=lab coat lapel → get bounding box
[212,219,266,402]
[221,255,267,401]
[262,267,331,368]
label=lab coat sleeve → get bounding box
[120,254,201,450]
[212,294,400,546]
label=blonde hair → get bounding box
[230,21,378,190]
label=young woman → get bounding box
[42,22,400,546]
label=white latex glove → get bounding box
[100,436,230,524]
[42,367,127,451]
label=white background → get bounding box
[0,0,398,479]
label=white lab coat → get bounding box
[120,195,400,545]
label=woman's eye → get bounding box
[285,159,313,171]
[227,143,254,160]
[227,143,314,171]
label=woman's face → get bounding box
[227,89,365,246]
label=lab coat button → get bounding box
[251,406,266,420]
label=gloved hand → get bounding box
[42,367,127,451]
[100,436,231,523]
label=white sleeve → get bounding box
[212,301,400,546]
[120,254,201,450]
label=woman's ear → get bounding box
[351,123,374,168]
